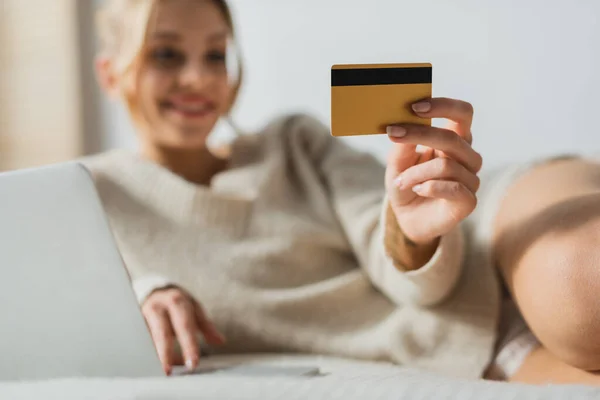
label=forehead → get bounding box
[149,0,229,36]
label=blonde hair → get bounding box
[96,0,243,114]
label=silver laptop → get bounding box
[0,162,164,381]
[0,161,322,381]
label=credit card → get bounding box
[330,63,432,136]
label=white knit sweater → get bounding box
[82,114,499,379]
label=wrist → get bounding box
[384,203,440,271]
[399,234,440,271]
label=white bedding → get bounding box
[1,354,599,400]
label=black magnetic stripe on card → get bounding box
[331,67,432,87]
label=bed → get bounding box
[2,354,599,399]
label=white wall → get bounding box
[95,0,600,170]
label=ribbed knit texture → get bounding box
[82,114,499,379]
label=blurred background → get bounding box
[1,0,599,172]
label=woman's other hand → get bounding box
[141,287,226,375]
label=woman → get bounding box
[89,0,490,379]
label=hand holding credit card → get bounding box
[330,63,432,137]
[329,62,482,266]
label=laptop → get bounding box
[0,162,320,381]
[0,162,164,381]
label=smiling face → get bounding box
[98,0,237,151]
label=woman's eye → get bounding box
[206,51,226,64]
[149,47,184,68]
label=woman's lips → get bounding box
[162,95,216,120]
[162,98,217,120]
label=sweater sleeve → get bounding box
[80,158,183,305]
[295,115,465,307]
[130,275,174,304]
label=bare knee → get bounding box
[491,160,600,371]
[511,224,600,371]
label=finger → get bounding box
[144,305,175,375]
[385,146,419,206]
[395,157,480,194]
[412,180,477,207]
[167,295,201,371]
[387,125,483,173]
[411,97,474,144]
[385,141,421,177]
[195,304,226,345]
[387,146,436,206]
[416,145,435,164]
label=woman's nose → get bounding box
[179,62,212,89]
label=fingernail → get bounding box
[412,101,431,113]
[415,144,428,154]
[412,184,423,193]
[185,359,195,371]
[387,126,407,137]
[394,175,404,189]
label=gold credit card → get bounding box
[330,63,432,137]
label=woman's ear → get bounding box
[95,55,121,99]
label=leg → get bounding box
[492,157,600,379]
[510,347,600,385]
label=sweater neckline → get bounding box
[107,135,258,231]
